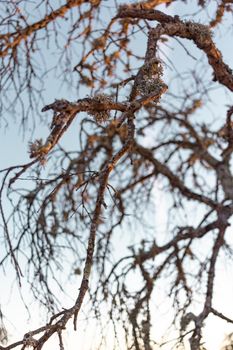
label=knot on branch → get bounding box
[23,332,38,348]
[180,312,196,332]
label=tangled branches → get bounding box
[1,1,233,349]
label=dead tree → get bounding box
[1,1,233,349]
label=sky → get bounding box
[1,1,233,349]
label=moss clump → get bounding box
[87,94,114,123]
